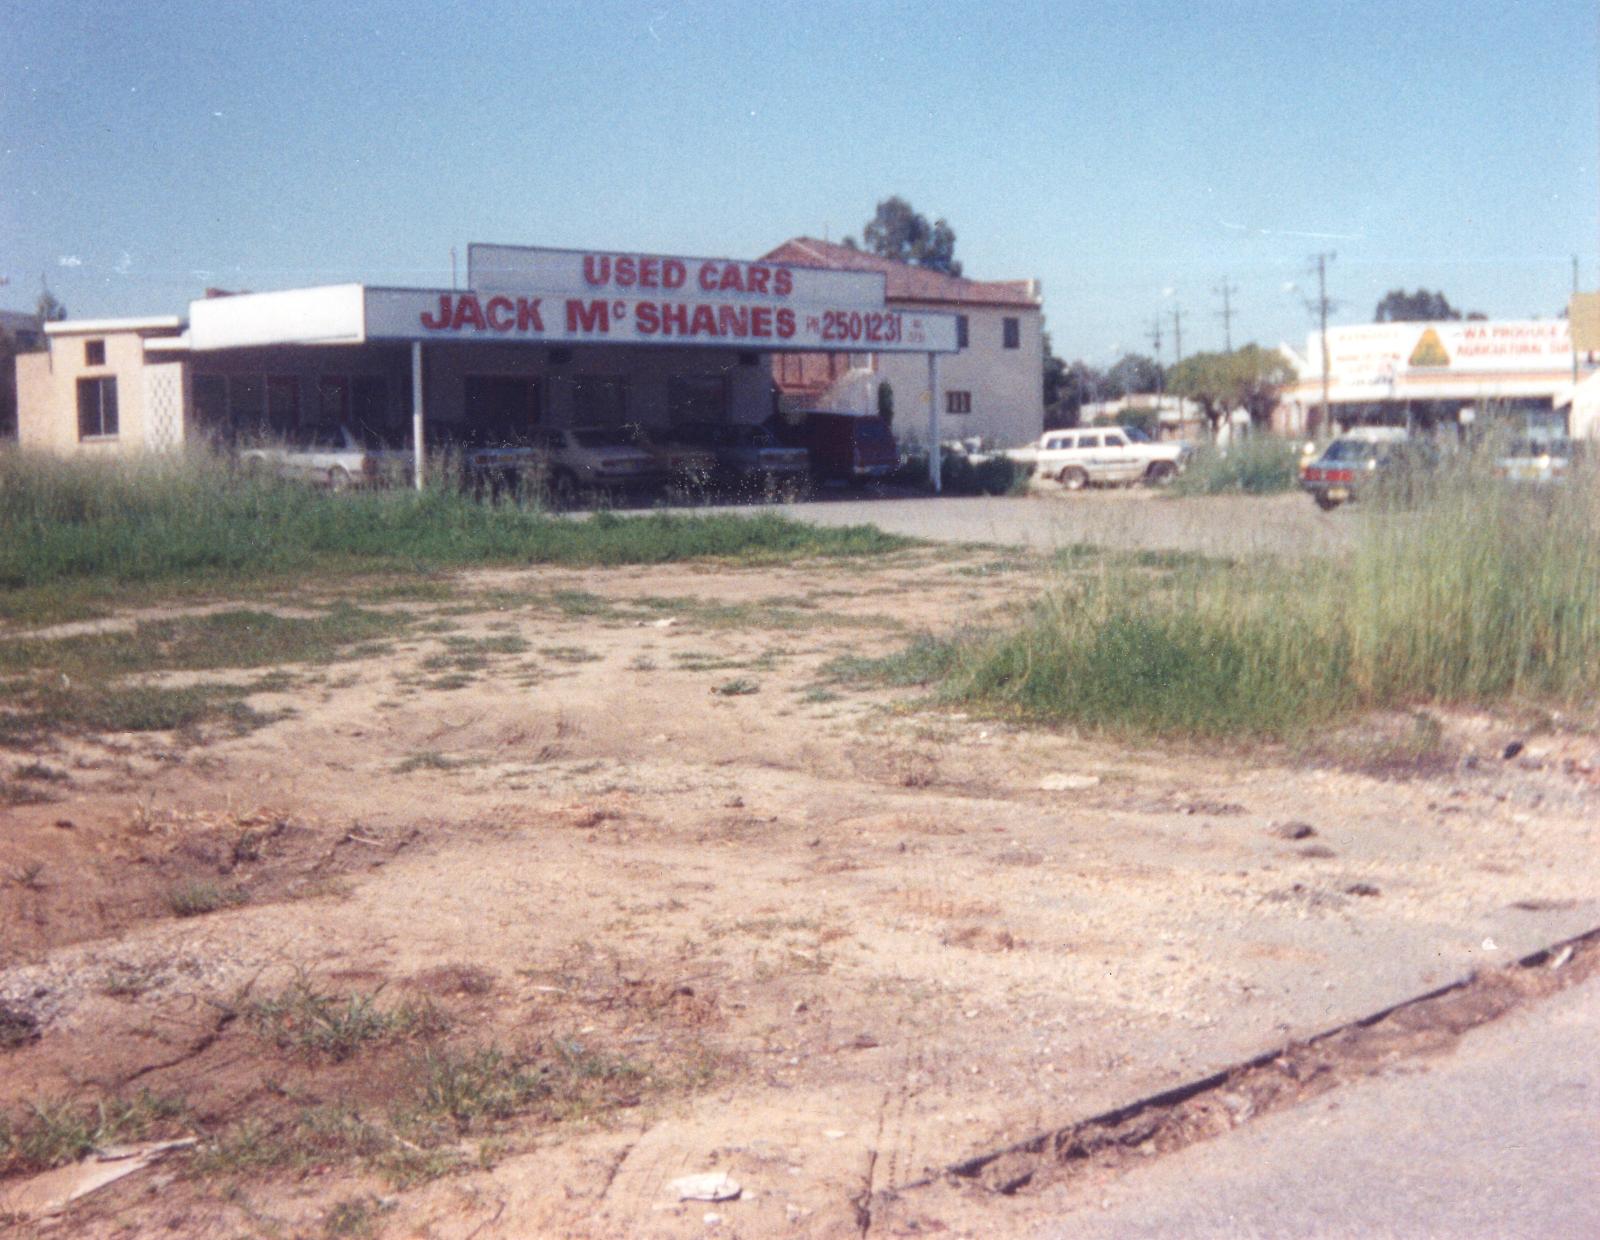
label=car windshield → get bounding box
[1320,439,1382,462]
[571,429,631,449]
[1122,425,1152,442]
[1508,438,1571,458]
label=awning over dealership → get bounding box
[185,244,960,489]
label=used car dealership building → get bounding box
[14,239,1044,486]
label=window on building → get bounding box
[77,377,118,439]
[956,316,969,350]
[84,339,106,367]
[464,375,540,442]
[266,376,300,435]
[192,374,228,440]
[572,376,629,425]
[946,390,972,414]
[351,376,389,433]
[668,375,728,424]
[1003,317,1020,349]
[318,376,350,425]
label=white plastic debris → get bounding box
[669,1171,741,1202]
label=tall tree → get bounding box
[848,197,963,275]
[1042,331,1068,408]
[1106,352,1162,398]
[1166,345,1293,437]
[36,285,67,322]
[1373,288,1483,322]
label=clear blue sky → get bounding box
[4,0,1596,365]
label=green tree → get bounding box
[847,197,962,275]
[1166,344,1293,437]
[1106,353,1162,398]
[1042,332,1068,407]
[1374,289,1485,322]
[36,282,68,323]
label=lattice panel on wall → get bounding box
[144,364,185,452]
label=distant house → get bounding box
[761,238,1045,447]
[1,309,48,439]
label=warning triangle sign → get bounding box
[1408,328,1450,368]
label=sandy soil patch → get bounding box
[2,545,1597,1237]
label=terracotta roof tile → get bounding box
[762,238,1039,309]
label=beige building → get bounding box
[13,243,980,485]
[762,238,1045,447]
[16,317,189,454]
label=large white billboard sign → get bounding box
[469,243,886,310]
[364,288,959,353]
[1314,320,1574,383]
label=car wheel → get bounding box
[1145,461,1177,486]
[1313,492,1343,511]
[327,466,353,493]
[1059,466,1089,491]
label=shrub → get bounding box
[1171,436,1303,496]
[859,461,1600,738]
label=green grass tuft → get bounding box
[848,464,1600,739]
[1170,436,1303,496]
[0,450,911,623]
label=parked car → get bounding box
[662,422,811,498]
[618,423,717,497]
[239,422,402,490]
[526,425,657,505]
[774,412,899,484]
[1300,428,1432,509]
[1493,436,1582,485]
[1006,425,1188,489]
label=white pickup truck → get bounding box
[1007,425,1189,489]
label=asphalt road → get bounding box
[755,489,1355,559]
[1037,970,1600,1240]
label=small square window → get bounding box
[85,339,106,366]
[1003,317,1020,349]
[945,390,972,415]
[956,315,969,349]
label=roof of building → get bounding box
[762,237,1040,309]
[44,316,185,336]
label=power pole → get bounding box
[1170,305,1184,364]
[1147,316,1166,403]
[1214,279,1239,352]
[1573,254,1581,386]
[1306,253,1336,437]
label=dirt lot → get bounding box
[3,537,1599,1238]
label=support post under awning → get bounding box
[411,341,425,492]
[927,351,942,493]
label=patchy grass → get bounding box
[0,451,911,624]
[394,750,467,774]
[166,881,249,918]
[247,977,448,1061]
[842,467,1600,739]
[539,646,602,664]
[0,606,404,746]
[711,678,760,696]
[0,1091,186,1176]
